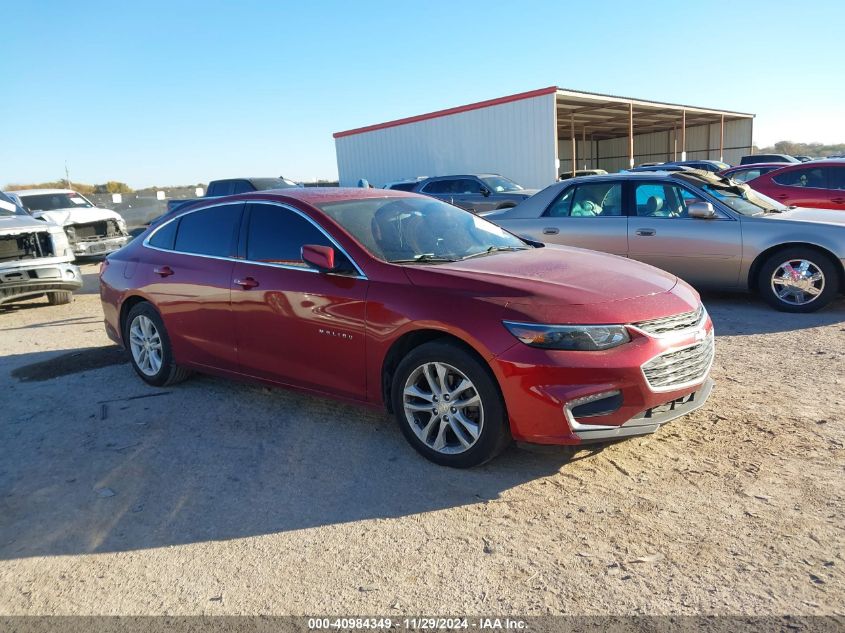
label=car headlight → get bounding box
[503,321,631,351]
[116,217,127,232]
[65,226,76,240]
[49,227,71,253]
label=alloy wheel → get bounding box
[129,314,163,377]
[402,362,484,455]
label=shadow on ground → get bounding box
[0,349,584,561]
[700,291,845,336]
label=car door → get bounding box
[626,181,743,288]
[142,202,244,370]
[449,178,490,213]
[419,179,458,206]
[231,201,368,400]
[829,167,845,210]
[766,166,832,208]
[500,181,628,256]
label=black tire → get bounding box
[390,341,510,468]
[124,302,192,386]
[47,291,73,305]
[758,247,839,313]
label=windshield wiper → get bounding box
[461,246,529,260]
[390,253,458,264]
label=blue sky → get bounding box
[2,0,843,187]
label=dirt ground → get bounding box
[0,263,843,616]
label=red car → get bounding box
[100,188,714,467]
[740,160,845,210]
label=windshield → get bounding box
[252,178,299,190]
[480,176,524,193]
[0,192,29,216]
[18,192,94,212]
[317,197,529,263]
[701,184,786,215]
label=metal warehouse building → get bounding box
[334,86,754,189]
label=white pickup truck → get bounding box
[9,188,130,257]
[0,192,82,306]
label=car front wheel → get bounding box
[391,341,510,468]
[758,247,839,313]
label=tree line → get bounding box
[4,180,134,194]
[753,141,845,157]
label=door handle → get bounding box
[153,266,174,277]
[832,197,845,204]
[774,194,789,200]
[235,277,259,290]
[542,227,559,235]
[635,228,656,236]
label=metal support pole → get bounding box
[681,109,687,162]
[719,114,725,162]
[570,115,576,178]
[582,126,587,170]
[628,103,634,169]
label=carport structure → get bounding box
[554,87,754,176]
[334,87,754,189]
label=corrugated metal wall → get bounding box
[335,93,558,189]
[558,118,753,174]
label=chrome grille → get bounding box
[642,331,714,390]
[634,305,704,336]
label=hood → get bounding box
[401,245,699,322]
[0,214,57,235]
[758,207,845,227]
[33,206,124,226]
[513,189,539,197]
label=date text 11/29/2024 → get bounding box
[308,618,527,630]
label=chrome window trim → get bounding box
[142,199,368,280]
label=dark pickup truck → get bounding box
[166,177,300,214]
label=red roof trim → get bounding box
[333,86,558,139]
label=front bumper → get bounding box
[72,235,130,257]
[491,320,715,445]
[0,262,83,304]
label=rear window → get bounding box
[388,182,418,192]
[173,204,242,257]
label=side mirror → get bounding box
[688,201,717,219]
[302,244,336,272]
[479,187,491,197]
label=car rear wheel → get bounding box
[758,247,839,313]
[46,291,73,305]
[125,302,191,386]
[391,341,510,467]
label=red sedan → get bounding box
[100,188,714,467]
[740,160,845,210]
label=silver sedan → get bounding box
[484,171,845,312]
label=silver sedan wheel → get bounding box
[771,259,825,306]
[403,362,484,455]
[128,315,163,377]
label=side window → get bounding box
[545,187,575,217]
[422,180,452,194]
[831,167,845,190]
[230,180,254,195]
[148,218,179,250]
[570,182,622,217]
[246,203,354,272]
[733,169,761,182]
[772,167,826,188]
[173,203,241,257]
[455,179,482,194]
[634,183,704,218]
[207,181,233,197]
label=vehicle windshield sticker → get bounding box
[0,200,16,212]
[70,197,87,205]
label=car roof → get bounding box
[226,186,417,205]
[423,173,501,179]
[8,188,76,196]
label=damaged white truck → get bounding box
[9,188,130,257]
[0,191,82,306]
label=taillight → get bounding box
[99,259,110,276]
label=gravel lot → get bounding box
[1,263,843,616]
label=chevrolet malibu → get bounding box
[100,188,714,467]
